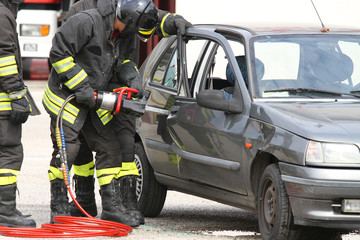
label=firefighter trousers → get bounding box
[72,112,138,183]
[0,118,23,186]
[48,112,122,185]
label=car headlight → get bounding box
[306,141,360,166]
[20,24,49,37]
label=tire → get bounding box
[257,164,299,240]
[134,142,167,217]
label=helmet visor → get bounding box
[137,26,156,42]
[136,5,158,42]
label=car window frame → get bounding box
[180,28,251,106]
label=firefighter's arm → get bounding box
[0,14,24,91]
[50,13,95,108]
[0,14,31,123]
[157,9,192,38]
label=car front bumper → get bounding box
[279,162,360,229]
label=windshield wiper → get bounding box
[265,88,360,98]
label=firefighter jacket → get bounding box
[0,0,25,117]
[42,0,122,131]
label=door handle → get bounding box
[170,105,180,114]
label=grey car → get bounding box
[133,23,360,240]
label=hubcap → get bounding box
[263,180,277,229]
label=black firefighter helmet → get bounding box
[116,0,159,42]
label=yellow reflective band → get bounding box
[96,109,113,125]
[96,167,121,177]
[26,95,33,113]
[96,167,121,186]
[97,175,114,186]
[139,27,155,36]
[0,169,20,175]
[122,59,131,64]
[0,93,11,101]
[0,56,16,67]
[0,176,17,185]
[73,161,95,177]
[161,13,171,38]
[0,64,18,76]
[48,166,63,181]
[0,102,11,111]
[52,56,76,74]
[45,85,79,116]
[96,109,107,118]
[43,84,79,124]
[43,93,76,124]
[8,88,27,100]
[118,162,139,177]
[64,69,87,90]
[0,169,20,185]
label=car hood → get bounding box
[250,101,360,143]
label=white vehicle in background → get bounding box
[16,0,73,79]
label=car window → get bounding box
[152,40,177,88]
[184,38,245,98]
[254,42,299,80]
[338,41,360,87]
[163,51,177,88]
[252,35,360,98]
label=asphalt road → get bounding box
[2,80,359,240]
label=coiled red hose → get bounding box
[0,185,132,238]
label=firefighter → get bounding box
[61,0,192,226]
[42,0,150,227]
[0,0,37,227]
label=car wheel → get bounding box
[257,164,299,240]
[134,142,167,217]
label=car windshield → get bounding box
[251,34,360,99]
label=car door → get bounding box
[166,29,250,195]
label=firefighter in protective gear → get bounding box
[42,0,144,227]
[0,0,38,228]
[61,0,192,226]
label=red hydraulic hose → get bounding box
[0,94,133,238]
[0,185,132,238]
[113,88,139,114]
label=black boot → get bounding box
[119,175,145,225]
[50,179,70,223]
[69,175,97,217]
[100,179,139,227]
[0,184,36,228]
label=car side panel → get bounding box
[167,98,249,195]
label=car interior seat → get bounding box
[312,49,354,89]
[225,56,264,88]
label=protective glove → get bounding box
[117,60,144,98]
[162,14,192,37]
[10,97,31,124]
[8,85,31,124]
[74,83,95,108]
[130,77,143,99]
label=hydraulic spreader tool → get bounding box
[94,87,150,116]
[0,88,149,238]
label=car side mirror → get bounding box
[196,90,243,113]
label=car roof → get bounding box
[194,22,360,36]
